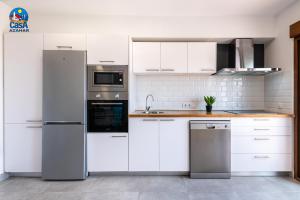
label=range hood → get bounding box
[213,39,281,76]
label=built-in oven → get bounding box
[87,100,128,132]
[88,65,128,92]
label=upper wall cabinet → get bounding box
[87,34,128,65]
[44,34,86,50]
[4,33,43,124]
[132,42,161,73]
[188,42,217,73]
[161,42,188,73]
[132,41,216,74]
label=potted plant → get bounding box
[204,96,216,113]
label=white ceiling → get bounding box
[3,0,297,17]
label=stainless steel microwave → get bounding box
[87,65,128,92]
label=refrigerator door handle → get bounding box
[44,121,83,125]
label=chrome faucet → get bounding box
[145,94,154,113]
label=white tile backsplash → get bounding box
[264,71,293,113]
[135,75,265,111]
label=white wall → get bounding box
[0,2,11,175]
[28,14,276,38]
[265,0,300,114]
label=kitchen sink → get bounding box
[142,111,164,114]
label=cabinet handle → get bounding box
[254,119,270,121]
[142,119,158,122]
[160,119,175,122]
[56,46,72,49]
[99,61,115,63]
[201,69,215,72]
[111,135,127,138]
[161,69,175,72]
[26,126,43,129]
[254,155,270,159]
[26,120,42,123]
[254,138,270,141]
[146,69,159,72]
[254,128,270,131]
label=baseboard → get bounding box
[89,171,189,176]
[89,171,291,177]
[231,172,291,177]
[0,173,9,181]
[8,172,42,177]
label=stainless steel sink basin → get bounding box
[142,111,164,114]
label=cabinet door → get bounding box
[4,33,43,124]
[44,34,86,50]
[132,42,161,73]
[87,34,128,65]
[5,124,42,172]
[161,42,188,73]
[188,42,217,73]
[87,133,128,172]
[159,118,189,171]
[129,118,159,171]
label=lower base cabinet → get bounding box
[5,124,42,172]
[87,133,128,172]
[129,118,189,172]
[232,154,291,172]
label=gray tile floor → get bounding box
[0,176,300,200]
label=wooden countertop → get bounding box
[129,110,294,118]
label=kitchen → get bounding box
[0,0,300,200]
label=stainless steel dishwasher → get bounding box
[190,120,231,179]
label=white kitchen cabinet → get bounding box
[231,117,292,172]
[188,42,217,73]
[132,42,161,73]
[159,118,189,171]
[4,33,43,124]
[44,33,86,50]
[232,154,291,172]
[232,126,292,136]
[87,34,128,65]
[129,118,160,171]
[161,42,188,73]
[5,124,42,172]
[232,135,291,154]
[231,117,292,127]
[87,133,128,172]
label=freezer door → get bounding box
[43,50,86,123]
[42,125,86,180]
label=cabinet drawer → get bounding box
[232,136,291,154]
[231,118,292,127]
[44,34,86,50]
[232,126,292,136]
[87,133,128,172]
[232,154,291,172]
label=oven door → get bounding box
[87,100,128,132]
[88,65,128,92]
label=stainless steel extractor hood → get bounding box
[213,39,281,76]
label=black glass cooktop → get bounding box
[224,110,275,114]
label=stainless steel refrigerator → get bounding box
[42,50,87,180]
